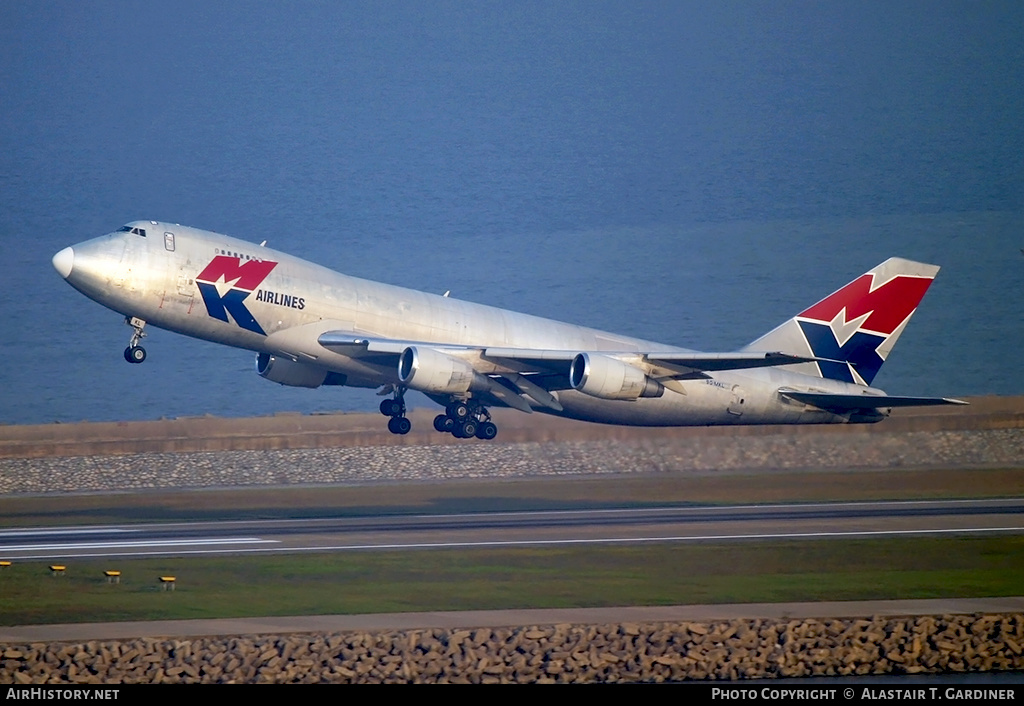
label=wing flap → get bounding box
[645,351,817,380]
[502,373,564,411]
[479,376,534,413]
[318,333,456,355]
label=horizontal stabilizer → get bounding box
[779,389,968,411]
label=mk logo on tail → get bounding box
[196,256,278,335]
[796,271,934,385]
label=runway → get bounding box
[3,498,1022,560]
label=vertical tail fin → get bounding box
[744,257,939,385]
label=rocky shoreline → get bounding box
[3,614,1022,683]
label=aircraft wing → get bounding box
[317,333,814,378]
[317,332,818,410]
[317,333,565,412]
[779,389,968,411]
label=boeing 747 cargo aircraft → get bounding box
[52,221,964,439]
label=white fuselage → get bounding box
[57,221,883,426]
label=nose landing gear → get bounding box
[123,317,147,364]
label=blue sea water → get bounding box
[1,2,1022,424]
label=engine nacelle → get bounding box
[256,352,334,388]
[569,353,664,400]
[398,346,477,394]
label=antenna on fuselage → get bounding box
[260,240,267,247]
[443,290,450,297]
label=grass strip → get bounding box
[2,536,1022,626]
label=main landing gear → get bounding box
[433,399,498,440]
[123,316,147,364]
[380,386,412,435]
[378,390,498,440]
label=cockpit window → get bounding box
[119,225,147,237]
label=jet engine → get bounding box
[398,346,477,394]
[569,353,663,400]
[256,352,344,388]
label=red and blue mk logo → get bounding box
[796,273,933,385]
[196,256,278,335]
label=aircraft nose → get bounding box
[52,247,75,279]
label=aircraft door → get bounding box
[727,385,745,417]
[175,252,196,314]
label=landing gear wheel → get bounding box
[442,397,498,439]
[384,399,407,417]
[433,414,453,433]
[124,345,146,364]
[457,419,477,439]
[387,416,411,435]
[446,401,470,420]
[124,316,148,363]
[475,421,498,440]
[381,386,409,433]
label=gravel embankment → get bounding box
[1,427,1022,494]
